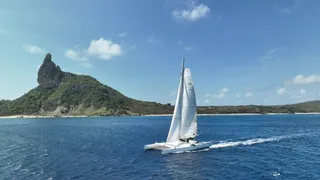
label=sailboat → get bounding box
[144,59,212,154]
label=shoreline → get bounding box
[145,112,320,116]
[0,115,89,119]
[1,112,320,119]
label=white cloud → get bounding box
[277,87,287,95]
[221,88,230,93]
[212,93,224,99]
[266,48,279,55]
[204,94,211,98]
[87,38,123,60]
[172,0,210,21]
[260,48,279,61]
[236,93,240,98]
[37,64,41,69]
[300,89,306,95]
[211,88,230,99]
[276,88,307,99]
[244,92,252,98]
[118,32,128,37]
[183,46,192,51]
[66,38,123,66]
[65,49,88,61]
[22,44,46,54]
[177,40,183,45]
[290,74,320,85]
[275,87,311,101]
[65,48,92,68]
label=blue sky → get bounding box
[1,0,320,105]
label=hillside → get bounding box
[197,100,320,114]
[0,53,319,117]
[0,53,173,116]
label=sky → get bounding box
[0,0,320,106]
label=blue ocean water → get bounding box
[0,115,319,180]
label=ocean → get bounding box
[0,115,319,180]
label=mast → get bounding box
[166,58,185,142]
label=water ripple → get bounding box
[0,115,319,179]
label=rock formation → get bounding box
[37,53,64,88]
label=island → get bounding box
[0,53,320,118]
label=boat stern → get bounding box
[144,142,168,151]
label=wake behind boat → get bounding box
[144,59,212,154]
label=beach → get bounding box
[0,115,89,119]
[1,112,320,119]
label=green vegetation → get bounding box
[1,53,320,117]
[0,73,173,116]
[197,101,320,114]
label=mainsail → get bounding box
[180,68,197,139]
[166,59,185,142]
[166,59,198,143]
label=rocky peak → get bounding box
[37,53,64,87]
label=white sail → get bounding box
[166,59,185,142]
[144,59,213,154]
[180,68,197,139]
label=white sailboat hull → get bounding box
[144,59,209,155]
[144,141,212,154]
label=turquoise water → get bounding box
[0,115,319,179]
